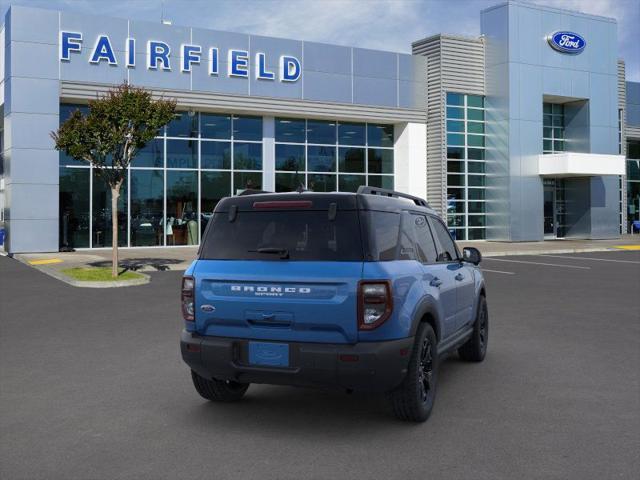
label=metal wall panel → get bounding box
[60,81,426,123]
[412,34,485,218]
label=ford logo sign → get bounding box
[547,31,586,54]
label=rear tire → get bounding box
[389,323,438,422]
[458,295,488,362]
[191,370,249,402]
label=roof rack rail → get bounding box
[357,186,430,208]
[238,189,271,196]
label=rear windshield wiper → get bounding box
[248,247,290,259]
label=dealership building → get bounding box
[1,1,639,252]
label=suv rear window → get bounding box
[200,210,363,261]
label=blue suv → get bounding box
[180,187,488,422]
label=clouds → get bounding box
[0,0,637,79]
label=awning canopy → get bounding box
[538,152,625,177]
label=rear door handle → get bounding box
[455,273,464,281]
[430,277,443,287]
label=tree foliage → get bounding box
[52,83,176,188]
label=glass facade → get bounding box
[445,92,486,240]
[274,118,394,193]
[58,104,263,248]
[543,103,565,154]
[58,106,395,248]
[627,140,640,232]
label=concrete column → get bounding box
[262,116,275,192]
[394,122,427,200]
[3,6,60,253]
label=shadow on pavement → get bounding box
[89,257,186,271]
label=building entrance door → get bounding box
[543,178,567,238]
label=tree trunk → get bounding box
[111,184,121,279]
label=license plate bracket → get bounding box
[248,341,290,367]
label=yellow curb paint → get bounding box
[29,259,63,265]
[613,245,640,251]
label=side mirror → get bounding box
[462,247,482,265]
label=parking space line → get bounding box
[481,268,516,275]
[483,258,591,269]
[540,254,640,265]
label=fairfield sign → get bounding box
[59,31,302,82]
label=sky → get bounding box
[1,0,638,80]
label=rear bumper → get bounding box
[180,330,413,392]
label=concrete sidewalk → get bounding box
[8,235,640,276]
[458,235,640,257]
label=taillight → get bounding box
[181,276,195,322]
[358,280,393,330]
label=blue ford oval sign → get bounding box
[547,31,586,54]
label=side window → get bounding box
[428,216,459,262]
[412,214,438,263]
[364,211,417,261]
[398,212,417,261]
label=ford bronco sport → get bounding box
[180,186,487,422]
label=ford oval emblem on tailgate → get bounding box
[201,304,215,312]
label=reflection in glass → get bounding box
[447,187,465,200]
[447,147,464,159]
[167,140,197,169]
[233,115,262,141]
[201,141,231,169]
[167,111,198,138]
[201,113,231,139]
[275,144,304,171]
[307,174,336,192]
[234,172,262,194]
[130,170,164,246]
[92,170,127,247]
[338,122,365,146]
[339,174,365,192]
[447,133,464,146]
[275,118,305,143]
[468,148,484,160]
[368,148,393,174]
[201,171,231,234]
[307,120,336,144]
[446,92,464,106]
[275,172,304,192]
[308,145,336,172]
[167,171,198,245]
[59,167,90,249]
[446,120,464,133]
[367,175,394,190]
[135,138,163,168]
[338,147,365,173]
[367,124,394,147]
[234,142,262,170]
[59,104,90,167]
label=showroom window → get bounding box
[445,92,486,240]
[543,103,565,154]
[627,140,640,233]
[274,118,394,193]
[58,104,263,248]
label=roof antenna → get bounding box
[161,1,172,25]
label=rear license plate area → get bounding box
[248,341,290,367]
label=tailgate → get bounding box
[194,260,363,344]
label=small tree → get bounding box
[52,83,176,278]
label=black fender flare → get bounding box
[409,296,443,341]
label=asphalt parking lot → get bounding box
[1,250,639,480]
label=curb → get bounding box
[479,246,626,257]
[10,255,151,288]
[38,266,151,288]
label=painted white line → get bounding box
[483,258,591,269]
[481,268,516,275]
[540,254,640,265]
